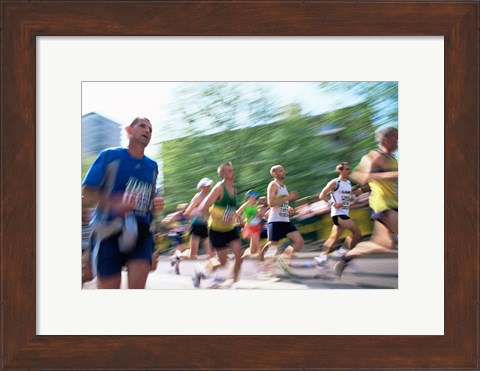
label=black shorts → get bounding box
[190,223,208,239]
[370,208,398,221]
[370,208,398,232]
[209,228,240,249]
[332,214,350,226]
[267,222,297,242]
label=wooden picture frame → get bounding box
[1,1,478,369]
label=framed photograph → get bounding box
[1,1,478,369]
[80,79,401,293]
[47,41,434,337]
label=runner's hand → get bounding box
[153,196,164,213]
[288,191,298,200]
[110,193,137,216]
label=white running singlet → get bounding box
[268,182,290,222]
[330,179,352,216]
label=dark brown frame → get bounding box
[1,1,478,369]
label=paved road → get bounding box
[83,243,398,290]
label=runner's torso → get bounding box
[268,182,290,223]
[330,179,352,216]
[191,192,208,225]
[369,149,399,213]
[243,204,260,225]
[209,183,238,231]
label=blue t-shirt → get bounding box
[83,148,158,224]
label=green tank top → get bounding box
[209,183,238,232]
[243,204,259,225]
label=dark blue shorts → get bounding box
[209,228,240,249]
[260,228,268,240]
[267,222,297,242]
[95,223,154,277]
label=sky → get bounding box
[81,81,363,156]
[82,81,360,125]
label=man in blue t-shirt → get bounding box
[82,117,164,289]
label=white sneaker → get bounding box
[336,247,347,256]
[314,255,328,267]
[219,278,236,289]
[173,259,180,275]
[192,264,206,288]
[202,276,223,289]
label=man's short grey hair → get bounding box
[270,165,282,175]
[375,127,398,143]
[130,117,151,127]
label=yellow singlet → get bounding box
[368,150,398,213]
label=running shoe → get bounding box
[314,255,329,269]
[336,247,347,256]
[170,253,177,266]
[192,264,206,288]
[219,278,236,289]
[202,276,223,289]
[173,258,180,275]
[334,259,348,278]
[170,251,181,274]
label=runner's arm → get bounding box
[82,186,100,208]
[184,194,200,216]
[236,201,248,218]
[352,152,398,184]
[198,183,223,215]
[82,185,136,217]
[267,182,282,207]
[318,179,338,203]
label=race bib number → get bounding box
[341,195,350,209]
[124,177,152,217]
[279,202,289,217]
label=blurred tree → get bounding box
[159,101,377,213]
[318,82,398,129]
[82,155,96,180]
[164,82,281,140]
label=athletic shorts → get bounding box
[267,222,297,242]
[242,224,261,239]
[370,208,398,231]
[95,223,153,277]
[168,232,184,246]
[370,208,398,221]
[332,214,350,226]
[190,223,208,239]
[209,228,240,249]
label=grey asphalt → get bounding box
[83,242,398,290]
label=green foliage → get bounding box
[82,155,97,181]
[318,82,398,129]
[163,82,281,140]
[158,101,377,212]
